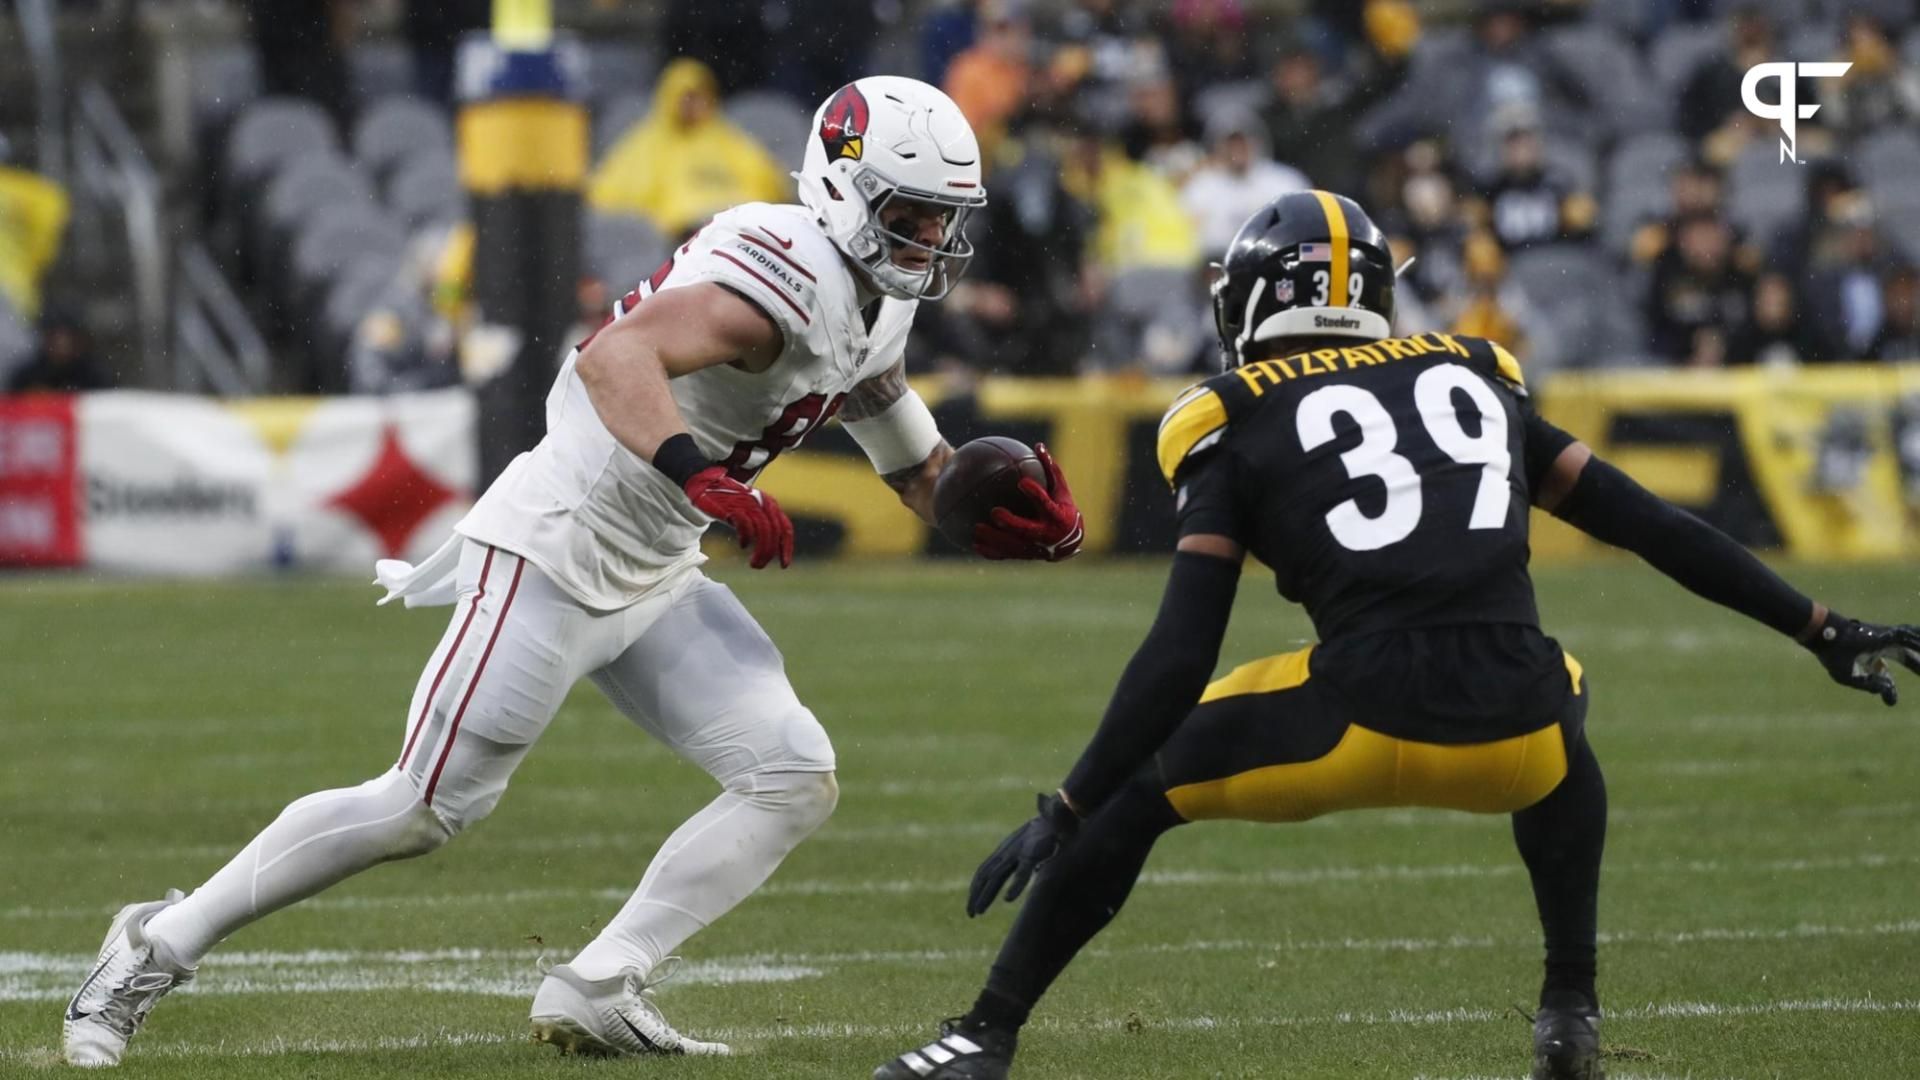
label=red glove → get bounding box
[973,443,1085,561]
[684,466,794,569]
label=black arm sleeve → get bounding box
[1522,408,1579,497]
[1060,551,1241,812]
[1551,452,1815,638]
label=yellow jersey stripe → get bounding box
[1199,646,1314,703]
[1156,387,1228,487]
[1564,651,1583,696]
[1311,190,1350,308]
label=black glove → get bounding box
[1805,613,1920,706]
[967,793,1080,917]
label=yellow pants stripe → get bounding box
[1199,646,1314,703]
[1165,721,1568,823]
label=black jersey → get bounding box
[1156,331,1574,644]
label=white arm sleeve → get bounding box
[843,389,943,475]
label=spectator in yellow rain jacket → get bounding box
[587,58,788,239]
[0,144,71,321]
[1060,130,1205,373]
[1061,131,1200,277]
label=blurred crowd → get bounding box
[6,0,1920,396]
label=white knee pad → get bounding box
[726,769,839,840]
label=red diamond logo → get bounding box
[325,426,459,558]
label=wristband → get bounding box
[652,433,712,489]
[843,389,943,475]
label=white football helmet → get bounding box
[794,76,987,301]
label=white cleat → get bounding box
[529,958,731,1057]
[63,891,196,1068]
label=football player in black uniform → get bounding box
[874,190,1920,1080]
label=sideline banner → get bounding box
[6,364,1917,574]
[0,395,81,566]
[57,390,475,575]
[1530,365,1920,562]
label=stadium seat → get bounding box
[1649,22,1725,100]
[189,43,264,141]
[1543,24,1670,135]
[257,154,379,280]
[594,92,651,161]
[1860,130,1920,214]
[1586,0,1660,41]
[1727,140,1807,247]
[1544,138,1599,198]
[1091,267,1207,375]
[353,97,454,188]
[1783,21,1840,64]
[583,209,667,285]
[1601,133,1688,254]
[1881,205,1920,267]
[584,42,659,106]
[224,98,340,196]
[725,90,812,172]
[0,298,32,383]
[348,41,418,108]
[1509,245,1626,371]
[320,255,408,371]
[387,154,466,231]
[291,204,408,319]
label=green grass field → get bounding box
[3,558,1918,1079]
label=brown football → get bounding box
[932,436,1050,551]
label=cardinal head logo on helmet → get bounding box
[818,84,869,162]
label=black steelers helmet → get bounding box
[1210,190,1396,370]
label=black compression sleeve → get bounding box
[1060,552,1241,812]
[1552,454,1814,637]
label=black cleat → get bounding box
[875,1018,1016,1080]
[1531,1003,1604,1080]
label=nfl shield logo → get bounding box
[1275,279,1295,303]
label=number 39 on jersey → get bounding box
[1156,331,1542,640]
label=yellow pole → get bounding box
[493,0,553,49]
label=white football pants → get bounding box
[144,540,837,983]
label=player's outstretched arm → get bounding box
[969,535,1242,915]
[578,283,797,568]
[842,363,1085,559]
[1534,432,1920,705]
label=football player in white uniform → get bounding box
[63,76,1086,1067]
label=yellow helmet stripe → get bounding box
[1310,190,1351,308]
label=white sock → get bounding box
[568,771,837,982]
[143,770,451,964]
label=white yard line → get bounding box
[7,850,1918,922]
[5,917,1917,1004]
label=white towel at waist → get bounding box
[372,533,463,608]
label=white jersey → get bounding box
[455,202,917,610]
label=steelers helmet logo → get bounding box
[818,83,869,162]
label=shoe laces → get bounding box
[621,956,683,1000]
[97,969,180,1037]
